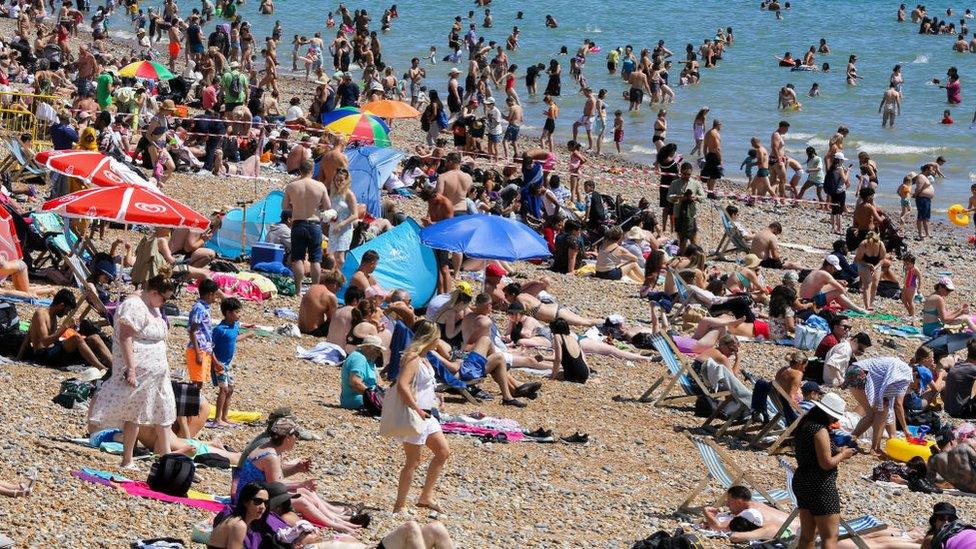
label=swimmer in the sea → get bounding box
[879,83,902,128]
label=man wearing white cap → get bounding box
[483,96,503,161]
[799,255,867,313]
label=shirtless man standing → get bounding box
[317,133,349,186]
[628,67,648,112]
[434,152,473,214]
[407,57,426,108]
[502,96,523,159]
[879,83,901,128]
[298,270,343,336]
[701,119,723,197]
[749,137,772,199]
[750,222,802,270]
[283,157,330,290]
[800,256,867,313]
[326,286,363,348]
[572,87,596,150]
[770,120,790,197]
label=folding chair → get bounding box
[772,458,887,549]
[0,137,45,185]
[667,267,693,320]
[64,253,114,327]
[710,203,751,260]
[385,320,483,404]
[678,434,791,512]
[751,381,806,453]
[637,332,729,407]
[29,212,91,271]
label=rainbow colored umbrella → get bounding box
[118,60,175,81]
[321,107,391,147]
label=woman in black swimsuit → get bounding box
[654,143,680,233]
[652,109,668,151]
[544,59,561,96]
[207,482,269,548]
[430,287,472,348]
[854,231,887,312]
[550,318,589,383]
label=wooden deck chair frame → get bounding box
[3,137,46,185]
[666,267,693,321]
[63,253,111,327]
[679,434,789,512]
[710,203,751,260]
[752,381,805,453]
[435,377,485,405]
[701,392,751,438]
[638,332,729,407]
[772,458,886,549]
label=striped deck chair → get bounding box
[667,267,692,320]
[0,137,45,184]
[64,254,115,327]
[637,332,729,407]
[773,458,886,548]
[752,381,806,453]
[710,203,751,260]
[679,434,790,512]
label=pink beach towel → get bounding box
[72,469,226,513]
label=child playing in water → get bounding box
[424,46,437,65]
[808,82,821,97]
[567,140,586,202]
[326,12,335,28]
[898,175,912,224]
[902,253,922,318]
[612,110,623,153]
[941,109,954,124]
[740,149,758,179]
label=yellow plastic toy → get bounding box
[884,437,935,463]
[948,204,971,227]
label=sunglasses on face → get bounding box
[251,497,268,505]
[840,325,852,330]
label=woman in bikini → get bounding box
[502,282,602,327]
[689,107,709,157]
[504,303,650,361]
[652,109,668,152]
[854,231,886,311]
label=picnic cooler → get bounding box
[250,243,284,267]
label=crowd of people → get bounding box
[2,0,976,547]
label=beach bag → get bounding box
[0,302,18,334]
[362,386,385,417]
[148,453,196,497]
[228,70,244,99]
[51,378,92,409]
[793,323,827,350]
[378,380,422,438]
[633,528,704,549]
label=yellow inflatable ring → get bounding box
[948,204,970,227]
[884,437,935,463]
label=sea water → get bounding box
[109,0,976,208]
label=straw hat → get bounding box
[160,99,176,112]
[357,334,388,353]
[625,226,645,242]
[741,254,761,269]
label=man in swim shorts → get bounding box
[700,119,724,197]
[627,68,648,112]
[572,87,596,149]
[502,96,523,159]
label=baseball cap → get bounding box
[485,264,506,278]
[484,97,495,104]
[801,380,824,395]
[825,255,841,269]
[937,276,955,291]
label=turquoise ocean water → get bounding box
[109,0,976,210]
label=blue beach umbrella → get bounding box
[419,214,551,261]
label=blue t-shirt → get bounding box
[188,300,214,352]
[340,351,378,409]
[50,123,79,150]
[212,320,240,365]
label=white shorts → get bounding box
[576,115,593,129]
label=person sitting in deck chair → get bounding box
[23,288,112,370]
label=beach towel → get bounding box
[847,311,901,322]
[235,272,277,299]
[440,422,525,442]
[72,469,228,512]
[875,324,927,340]
[206,408,263,424]
[295,341,347,365]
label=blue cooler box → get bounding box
[251,242,285,266]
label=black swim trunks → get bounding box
[701,152,724,179]
[629,87,644,104]
[300,321,330,338]
[759,257,785,269]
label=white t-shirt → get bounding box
[284,105,304,122]
[424,292,451,321]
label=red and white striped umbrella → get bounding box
[42,186,210,230]
[35,150,157,190]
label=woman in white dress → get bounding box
[393,320,450,514]
[89,275,177,468]
[326,167,359,270]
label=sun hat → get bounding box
[265,481,300,509]
[160,99,176,112]
[833,151,847,161]
[824,255,841,269]
[268,417,301,437]
[813,392,847,420]
[484,97,495,104]
[358,334,387,353]
[75,367,105,383]
[449,67,461,75]
[937,276,955,291]
[625,226,645,242]
[741,254,761,269]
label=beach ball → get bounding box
[947,204,970,227]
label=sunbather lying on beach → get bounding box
[503,302,651,361]
[502,282,602,327]
[93,426,241,464]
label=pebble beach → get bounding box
[3,7,976,549]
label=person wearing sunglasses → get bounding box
[208,482,269,549]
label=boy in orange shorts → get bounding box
[187,278,221,388]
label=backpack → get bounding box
[633,529,704,549]
[51,379,93,409]
[0,302,18,334]
[148,453,196,497]
[228,71,244,99]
